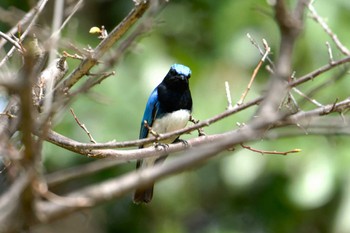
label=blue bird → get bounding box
[133,64,193,204]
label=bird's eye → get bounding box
[169,69,177,76]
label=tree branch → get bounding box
[255,0,309,124]
[61,1,151,90]
[42,52,350,153]
[36,95,350,221]
[0,0,49,67]
[308,1,350,56]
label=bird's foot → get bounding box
[154,142,169,151]
[174,138,189,148]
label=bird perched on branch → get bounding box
[133,64,193,204]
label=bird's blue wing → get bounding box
[139,88,159,139]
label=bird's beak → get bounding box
[179,75,186,81]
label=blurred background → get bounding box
[2,0,350,232]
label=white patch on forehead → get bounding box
[171,64,191,76]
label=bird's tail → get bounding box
[133,156,167,204]
[133,184,154,204]
[133,158,155,204]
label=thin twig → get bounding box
[286,92,301,112]
[0,31,22,51]
[189,115,206,136]
[0,0,48,49]
[0,111,17,118]
[0,0,49,67]
[144,120,160,139]
[292,87,324,107]
[57,0,83,36]
[69,108,97,143]
[308,2,350,56]
[326,41,334,64]
[47,0,84,63]
[236,38,270,106]
[62,51,84,60]
[225,81,233,110]
[247,33,274,67]
[292,55,350,87]
[304,67,348,102]
[62,1,151,90]
[240,143,301,156]
[69,71,116,96]
[48,0,65,63]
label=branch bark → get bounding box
[62,1,151,90]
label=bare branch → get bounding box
[69,71,116,96]
[48,0,65,63]
[55,0,84,38]
[292,87,324,107]
[236,38,270,107]
[42,96,263,151]
[46,158,123,187]
[308,1,350,56]
[36,96,350,221]
[0,31,22,50]
[225,81,233,110]
[62,1,151,90]
[0,0,49,67]
[240,143,301,156]
[0,172,31,232]
[292,55,350,87]
[42,50,350,153]
[40,96,350,165]
[37,123,266,221]
[256,0,309,124]
[2,0,350,229]
[189,115,206,136]
[247,33,274,67]
[0,0,49,50]
[326,41,334,63]
[69,108,97,143]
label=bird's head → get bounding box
[163,64,191,90]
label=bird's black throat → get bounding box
[157,82,192,113]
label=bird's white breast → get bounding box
[141,109,190,168]
[150,109,191,144]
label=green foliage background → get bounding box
[2,0,350,232]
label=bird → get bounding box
[133,64,193,204]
